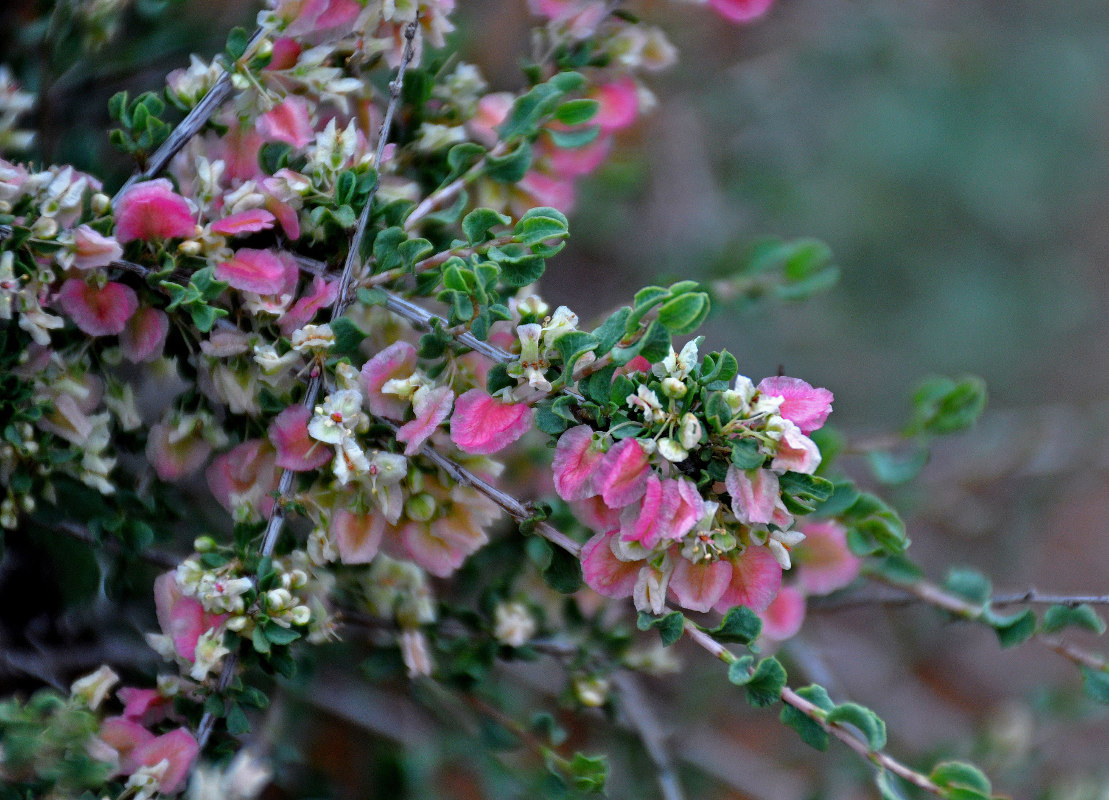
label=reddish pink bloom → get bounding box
[517,170,576,213]
[114,179,195,243]
[216,248,289,294]
[269,404,332,470]
[450,389,533,455]
[265,194,301,240]
[331,509,384,564]
[615,355,651,376]
[217,124,265,183]
[571,494,620,532]
[592,78,639,132]
[267,37,303,70]
[770,420,822,474]
[709,0,775,24]
[726,466,779,525]
[669,558,732,613]
[619,474,675,549]
[206,439,280,518]
[117,687,171,727]
[544,134,611,178]
[72,225,123,270]
[210,208,276,236]
[714,545,782,613]
[361,341,418,419]
[119,307,169,363]
[581,532,639,599]
[552,425,605,501]
[402,513,489,577]
[281,0,362,37]
[759,585,806,641]
[130,728,199,794]
[146,423,211,482]
[279,276,338,334]
[153,572,225,662]
[257,96,315,148]
[794,520,862,595]
[758,375,833,434]
[100,716,154,774]
[595,438,650,508]
[468,92,513,147]
[397,386,454,455]
[56,278,138,337]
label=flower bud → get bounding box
[194,535,218,552]
[661,377,687,398]
[405,492,437,522]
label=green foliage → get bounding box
[1041,604,1106,635]
[943,567,991,605]
[701,605,762,645]
[636,610,685,646]
[728,655,787,707]
[161,266,229,333]
[108,90,172,159]
[826,702,887,750]
[780,684,834,751]
[906,375,988,437]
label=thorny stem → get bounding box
[111,30,264,205]
[195,21,419,751]
[363,233,519,288]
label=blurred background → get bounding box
[5,0,1109,797]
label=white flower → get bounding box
[70,665,119,709]
[332,435,371,485]
[308,389,366,444]
[627,385,667,424]
[290,323,336,351]
[768,530,806,570]
[190,628,231,681]
[493,601,537,647]
[679,412,702,450]
[657,437,688,463]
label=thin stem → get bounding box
[111,30,264,204]
[610,671,685,800]
[403,142,506,232]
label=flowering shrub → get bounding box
[0,1,1106,798]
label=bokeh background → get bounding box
[5,0,1109,797]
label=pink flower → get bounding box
[130,728,199,794]
[669,558,732,613]
[117,687,171,726]
[210,208,276,236]
[278,276,338,334]
[468,92,513,147]
[114,179,195,243]
[714,545,782,613]
[257,95,314,148]
[581,531,639,599]
[267,37,302,70]
[709,0,775,24]
[146,422,211,482]
[619,474,675,549]
[269,404,332,471]
[153,572,225,662]
[758,585,806,641]
[206,439,280,518]
[757,375,833,434]
[770,420,822,474]
[517,170,576,213]
[72,225,123,270]
[552,424,605,501]
[100,716,154,774]
[594,438,650,508]
[571,494,620,532]
[119,307,169,362]
[794,520,862,595]
[397,386,454,455]
[402,511,489,577]
[331,509,384,564]
[592,78,639,132]
[450,389,533,455]
[360,341,418,419]
[280,0,362,37]
[215,248,289,294]
[725,466,779,525]
[216,124,265,183]
[56,278,138,336]
[544,134,611,178]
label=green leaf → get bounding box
[463,207,511,244]
[225,26,250,60]
[330,316,366,358]
[554,98,600,125]
[479,717,521,751]
[567,751,607,794]
[591,307,631,354]
[1080,666,1109,704]
[704,606,762,644]
[372,226,408,273]
[869,554,924,584]
[1042,604,1106,635]
[729,655,787,707]
[657,292,710,335]
[548,125,601,149]
[866,447,929,486]
[251,625,271,654]
[636,320,672,363]
[486,363,516,396]
[534,401,571,435]
[485,139,533,183]
[827,702,886,750]
[729,439,764,470]
[335,170,357,205]
[943,567,991,605]
[907,375,988,436]
[258,141,293,174]
[930,761,993,795]
[875,769,909,800]
[446,142,486,180]
[514,207,569,247]
[636,611,685,647]
[985,608,1037,648]
[777,471,835,514]
[493,247,546,287]
[541,545,583,594]
[225,702,250,735]
[263,624,302,646]
[700,350,739,389]
[780,684,833,751]
[553,331,599,374]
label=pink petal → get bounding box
[449,389,533,455]
[205,439,279,518]
[100,716,154,774]
[210,208,276,236]
[757,375,833,434]
[592,78,639,132]
[131,728,199,794]
[119,307,169,363]
[595,438,650,508]
[215,248,288,294]
[581,532,639,599]
[708,0,775,23]
[269,404,332,470]
[619,474,678,549]
[770,420,822,474]
[167,596,207,662]
[266,38,302,70]
[795,520,862,596]
[402,518,487,577]
[266,196,301,240]
[145,423,211,481]
[668,478,704,541]
[257,96,315,148]
[331,509,384,564]
[669,558,732,613]
[57,278,138,336]
[278,276,338,334]
[72,225,123,270]
[759,585,806,641]
[397,386,454,455]
[518,170,576,214]
[118,687,170,726]
[570,495,620,532]
[714,545,782,613]
[360,341,418,419]
[552,424,604,501]
[545,134,611,177]
[218,125,265,183]
[467,92,514,147]
[114,179,195,243]
[725,466,779,525]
